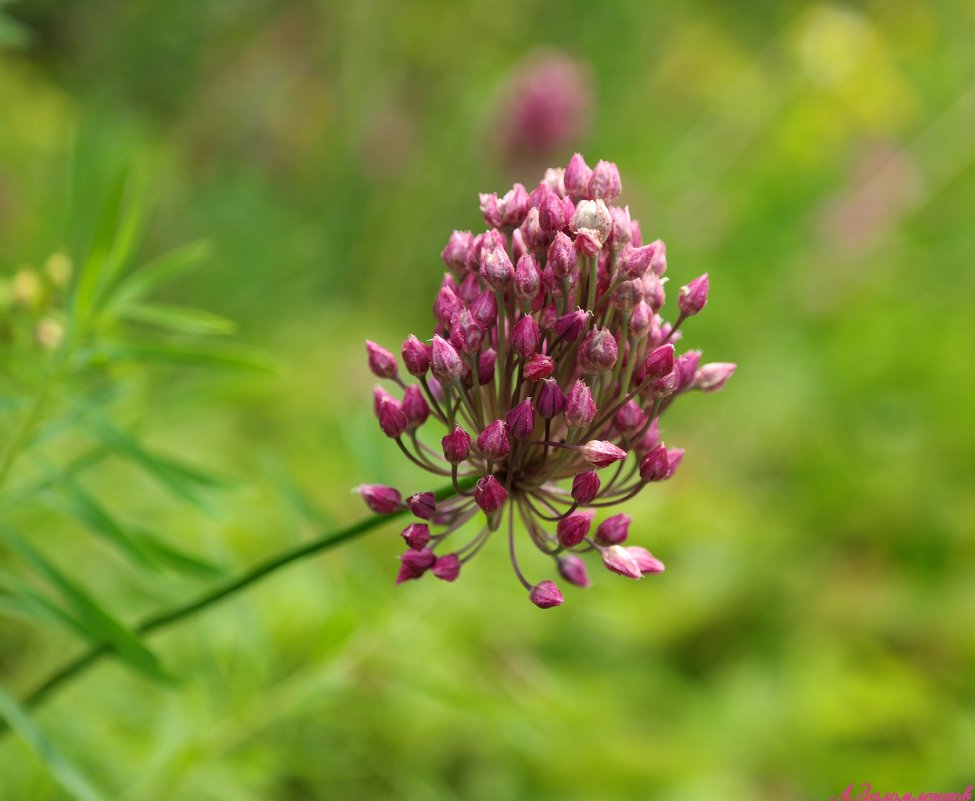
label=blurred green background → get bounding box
[2,1,974,799]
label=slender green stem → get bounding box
[0,477,476,736]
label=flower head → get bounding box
[359,157,734,607]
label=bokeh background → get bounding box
[2,1,974,799]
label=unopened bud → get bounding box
[678,273,709,316]
[432,553,461,582]
[565,380,597,427]
[474,475,508,513]
[524,353,555,381]
[588,160,622,201]
[470,289,498,329]
[529,580,564,608]
[441,230,473,274]
[644,344,675,380]
[578,328,618,374]
[366,340,398,379]
[582,440,627,468]
[511,314,540,357]
[596,513,631,545]
[601,544,642,579]
[547,231,577,278]
[564,153,592,199]
[694,362,736,392]
[378,398,408,438]
[553,308,589,342]
[557,554,591,588]
[513,254,541,304]
[407,492,436,520]
[571,470,601,504]
[626,546,664,574]
[500,183,530,227]
[397,548,436,583]
[401,522,431,550]
[536,378,565,419]
[557,510,594,547]
[571,199,612,243]
[480,244,514,291]
[477,348,497,385]
[401,385,430,428]
[477,420,511,460]
[441,426,472,463]
[506,397,536,440]
[638,444,669,482]
[401,334,431,376]
[356,484,402,514]
[431,335,464,383]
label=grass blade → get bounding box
[105,239,213,310]
[0,685,107,801]
[120,303,236,336]
[0,527,169,683]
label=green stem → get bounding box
[0,476,476,736]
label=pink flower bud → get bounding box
[500,183,530,227]
[355,484,402,514]
[611,278,644,313]
[571,470,601,504]
[630,218,643,247]
[617,242,658,280]
[601,544,642,579]
[474,475,508,513]
[477,420,511,461]
[538,187,566,232]
[401,334,431,376]
[432,553,461,582]
[511,314,540,357]
[470,289,498,329]
[506,397,536,440]
[554,308,589,341]
[648,239,667,276]
[449,309,484,354]
[378,397,408,438]
[573,228,603,257]
[547,231,577,278]
[529,580,564,608]
[480,244,514,291]
[479,192,503,228]
[634,418,660,455]
[513,254,541,303]
[397,548,436,583]
[678,272,709,316]
[457,272,481,304]
[650,369,679,397]
[433,285,464,328]
[564,153,592,199]
[638,444,670,482]
[538,302,558,330]
[665,447,685,479]
[629,301,653,338]
[571,199,612,243]
[524,353,555,380]
[557,554,591,588]
[478,348,497,384]
[373,384,395,417]
[441,426,471,463]
[401,522,431,550]
[535,377,565,419]
[626,546,664,574]
[609,205,632,251]
[582,440,627,468]
[401,385,430,428]
[642,271,666,312]
[588,160,622,201]
[431,335,463,384]
[596,513,631,545]
[365,340,398,379]
[614,399,644,432]
[565,380,597,427]
[407,492,436,520]
[578,328,618,373]
[520,206,548,251]
[694,362,736,392]
[441,230,472,274]
[676,350,702,391]
[644,344,675,380]
[511,227,527,261]
[557,509,594,547]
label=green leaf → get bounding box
[137,531,225,579]
[0,527,168,682]
[87,420,223,514]
[52,477,157,570]
[0,685,108,801]
[120,302,236,336]
[105,239,213,310]
[72,168,132,326]
[86,339,276,372]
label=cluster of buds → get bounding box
[358,154,735,608]
[0,252,72,350]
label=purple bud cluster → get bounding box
[358,155,735,608]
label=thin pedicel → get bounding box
[359,153,736,608]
